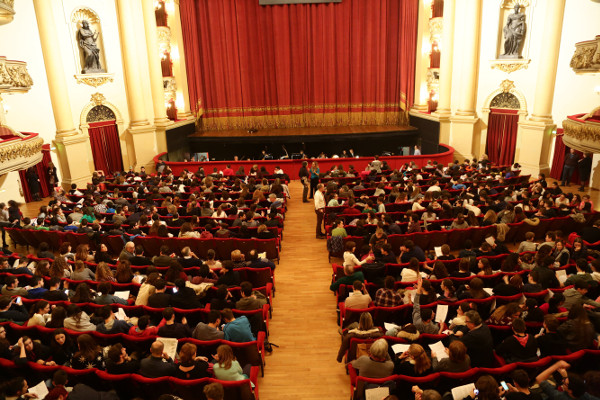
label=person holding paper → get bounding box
[336,312,382,363]
[139,340,176,378]
[94,282,129,306]
[95,305,131,334]
[345,281,372,310]
[453,310,494,368]
[393,344,432,377]
[431,341,470,373]
[563,259,595,288]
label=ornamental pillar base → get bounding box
[53,131,93,188]
[128,125,157,172]
[515,120,554,177]
[449,114,480,161]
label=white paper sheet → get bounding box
[428,341,448,362]
[384,322,401,332]
[115,308,128,321]
[28,381,49,399]
[391,343,411,355]
[434,246,443,258]
[485,236,496,246]
[483,287,494,296]
[435,304,448,323]
[157,337,179,360]
[365,386,390,400]
[114,290,130,300]
[556,270,568,285]
[451,383,475,400]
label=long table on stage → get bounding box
[154,144,455,178]
[185,125,421,161]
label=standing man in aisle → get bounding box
[561,148,579,186]
[299,161,310,203]
[315,184,326,239]
[578,153,593,192]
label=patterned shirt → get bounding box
[374,288,402,308]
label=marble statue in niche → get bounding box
[78,20,105,73]
[501,4,526,59]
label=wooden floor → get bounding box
[16,178,599,400]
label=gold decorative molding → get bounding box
[563,118,600,143]
[0,0,15,26]
[0,57,33,93]
[157,26,172,54]
[163,76,177,103]
[490,59,530,73]
[90,92,106,106]
[426,69,439,94]
[428,17,443,41]
[74,73,114,88]
[0,132,44,175]
[570,36,600,74]
[500,79,515,93]
[482,80,528,115]
[71,7,100,24]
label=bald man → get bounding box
[139,340,176,378]
[119,241,135,261]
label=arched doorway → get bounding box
[485,92,520,166]
[86,105,123,175]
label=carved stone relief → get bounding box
[86,105,116,123]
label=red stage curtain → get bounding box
[19,144,51,202]
[486,108,519,166]
[180,0,417,130]
[550,130,582,182]
[88,121,123,175]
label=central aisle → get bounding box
[258,181,348,399]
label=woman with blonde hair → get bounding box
[95,262,115,282]
[486,302,521,325]
[393,343,432,376]
[337,312,382,362]
[482,210,497,226]
[213,344,250,381]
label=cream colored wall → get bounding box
[448,0,599,186]
[0,0,161,201]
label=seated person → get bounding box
[95,305,131,334]
[330,264,365,292]
[0,295,28,323]
[496,318,538,363]
[147,279,171,309]
[170,279,202,309]
[175,343,210,380]
[235,281,268,310]
[128,314,166,337]
[157,307,192,339]
[193,310,225,340]
[344,280,372,309]
[94,282,128,306]
[350,338,393,378]
[139,340,176,378]
[431,340,470,372]
[1,276,28,297]
[221,308,255,342]
[105,343,140,374]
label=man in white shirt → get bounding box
[314,183,326,239]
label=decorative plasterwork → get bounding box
[157,26,172,54]
[426,69,439,94]
[482,79,528,115]
[0,0,15,26]
[74,73,114,88]
[0,133,44,175]
[570,36,600,74]
[163,77,177,103]
[562,117,600,154]
[490,59,530,73]
[71,7,100,24]
[79,93,123,128]
[428,17,442,41]
[0,57,33,93]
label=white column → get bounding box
[449,0,482,160]
[431,0,455,144]
[515,0,566,176]
[33,0,92,187]
[116,0,157,170]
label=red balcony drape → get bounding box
[180,0,418,130]
[486,108,519,166]
[88,121,123,176]
[19,144,51,202]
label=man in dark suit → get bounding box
[147,279,171,308]
[129,245,152,266]
[139,340,176,378]
[152,245,174,268]
[455,310,494,367]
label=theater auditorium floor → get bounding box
[18,178,600,399]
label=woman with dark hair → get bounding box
[165,261,187,284]
[96,261,115,282]
[500,253,520,272]
[432,340,470,372]
[493,274,523,296]
[115,259,134,283]
[94,243,115,264]
[175,343,210,379]
[27,300,50,327]
[463,375,501,400]
[64,304,96,331]
[571,237,588,261]
[49,257,72,279]
[70,283,95,303]
[552,240,570,266]
[426,260,449,280]
[157,224,172,238]
[457,277,489,299]
[49,328,75,366]
[71,334,104,370]
[439,279,457,302]
[45,306,67,329]
[559,304,596,351]
[71,260,95,281]
[476,258,494,276]
[336,312,382,363]
[75,244,94,262]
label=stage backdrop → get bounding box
[180,0,417,130]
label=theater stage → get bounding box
[183,124,419,161]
